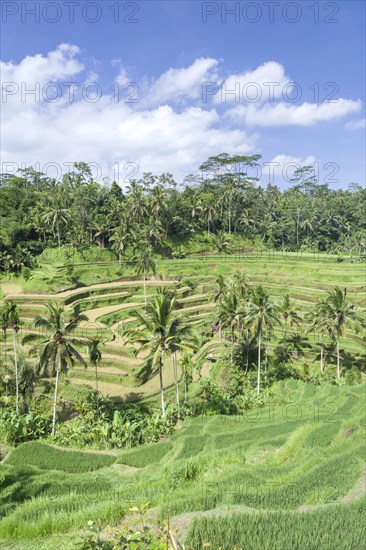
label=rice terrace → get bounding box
[0,219,365,549]
[1,1,366,548]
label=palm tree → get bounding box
[0,304,10,367]
[23,303,88,435]
[277,294,302,359]
[109,226,129,267]
[306,299,330,372]
[325,287,359,377]
[87,337,103,392]
[216,292,242,365]
[150,184,167,222]
[212,275,227,338]
[133,245,157,309]
[180,352,193,403]
[8,302,20,414]
[41,202,69,250]
[223,176,237,234]
[126,293,194,417]
[245,286,280,393]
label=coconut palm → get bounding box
[0,304,10,367]
[41,202,69,250]
[306,299,330,372]
[126,293,195,417]
[133,244,157,309]
[109,226,129,267]
[8,302,20,414]
[245,286,280,393]
[277,294,302,359]
[324,287,359,377]
[180,352,193,403]
[23,303,88,435]
[215,292,242,365]
[212,275,227,338]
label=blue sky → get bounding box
[1,0,365,188]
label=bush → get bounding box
[0,409,51,444]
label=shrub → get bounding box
[0,409,51,444]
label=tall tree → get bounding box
[127,293,194,416]
[109,226,129,267]
[133,245,157,309]
[216,292,242,365]
[8,302,20,414]
[306,298,330,372]
[277,294,302,359]
[23,303,88,435]
[324,287,359,377]
[245,286,279,393]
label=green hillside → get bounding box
[0,380,365,549]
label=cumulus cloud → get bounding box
[1,43,83,86]
[1,47,257,182]
[0,45,363,184]
[213,61,291,104]
[147,57,220,105]
[226,99,361,126]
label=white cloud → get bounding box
[1,43,83,86]
[345,118,366,129]
[0,46,362,184]
[226,99,361,126]
[213,61,291,104]
[147,57,220,105]
[263,154,316,183]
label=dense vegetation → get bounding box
[0,154,365,548]
[1,156,365,274]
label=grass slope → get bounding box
[0,381,365,549]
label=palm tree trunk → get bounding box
[231,327,234,365]
[283,321,287,354]
[265,331,268,370]
[143,272,147,310]
[257,331,261,394]
[52,348,61,435]
[245,329,249,374]
[57,219,61,250]
[159,359,166,417]
[95,361,99,392]
[320,341,324,373]
[336,337,340,377]
[173,353,179,407]
[13,331,19,414]
[3,330,7,367]
[184,375,188,403]
[228,197,231,235]
[119,251,121,268]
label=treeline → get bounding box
[1,155,365,272]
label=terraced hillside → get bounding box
[0,380,365,549]
[1,254,365,406]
